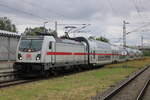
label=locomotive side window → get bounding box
[49,42,52,49]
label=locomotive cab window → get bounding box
[49,42,52,49]
[19,39,43,52]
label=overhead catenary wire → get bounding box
[105,0,149,46]
[127,22,150,34]
[131,0,149,32]
[0,2,46,21]
[0,1,64,32]
[110,38,123,43]
[20,0,66,19]
[106,0,117,14]
[130,0,150,47]
[132,0,143,18]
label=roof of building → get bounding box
[0,30,21,37]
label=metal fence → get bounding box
[0,30,20,61]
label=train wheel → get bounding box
[42,71,50,78]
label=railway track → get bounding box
[0,67,87,88]
[0,78,42,88]
[99,65,150,100]
[0,72,29,88]
[0,72,47,88]
[0,79,29,88]
[0,72,18,83]
[0,71,16,77]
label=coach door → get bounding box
[93,50,96,63]
[90,50,96,64]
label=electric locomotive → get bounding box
[14,35,88,76]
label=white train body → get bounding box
[15,36,88,73]
[87,38,112,65]
[111,45,128,62]
[14,35,142,75]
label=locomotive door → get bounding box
[51,42,55,64]
[49,41,55,65]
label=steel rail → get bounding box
[136,78,150,100]
[0,78,42,88]
[0,72,16,77]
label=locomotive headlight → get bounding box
[18,53,22,60]
[36,54,41,60]
[19,57,22,60]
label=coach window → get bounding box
[49,42,52,49]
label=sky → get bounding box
[0,0,150,46]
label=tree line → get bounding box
[0,17,17,32]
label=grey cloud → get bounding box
[0,0,149,45]
[1,0,150,20]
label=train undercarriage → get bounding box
[13,62,90,77]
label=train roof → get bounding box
[21,35,44,39]
[59,39,83,45]
[0,30,21,37]
[87,38,111,49]
[21,35,84,45]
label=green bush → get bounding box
[143,50,150,56]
